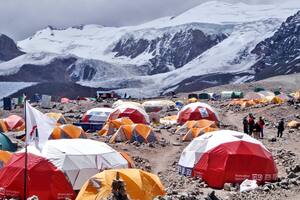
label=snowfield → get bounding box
[0,82,37,100]
[10,1,300,97]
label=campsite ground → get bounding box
[1,74,300,200]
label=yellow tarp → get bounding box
[288,121,300,129]
[76,169,165,200]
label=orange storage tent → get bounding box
[109,124,157,143]
[176,120,218,141]
[50,124,87,139]
[99,117,133,136]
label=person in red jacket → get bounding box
[258,116,265,139]
[248,113,255,136]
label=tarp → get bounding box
[109,124,157,143]
[288,120,300,129]
[81,108,113,123]
[177,102,219,125]
[0,153,75,199]
[175,120,218,141]
[50,124,87,139]
[0,132,17,152]
[160,115,177,125]
[99,117,134,136]
[109,104,150,124]
[46,112,67,125]
[178,130,277,188]
[76,169,165,200]
[41,139,128,190]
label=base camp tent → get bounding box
[0,153,75,199]
[76,169,165,200]
[81,108,113,123]
[2,115,25,131]
[0,150,12,168]
[112,100,143,109]
[109,104,150,124]
[177,102,219,125]
[109,124,157,143]
[175,120,218,141]
[178,130,277,188]
[41,139,128,190]
[99,118,134,136]
[50,124,87,139]
[0,120,8,132]
[142,100,176,113]
[45,112,67,125]
[0,132,17,152]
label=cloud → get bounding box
[0,0,281,40]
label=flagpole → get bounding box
[24,99,28,200]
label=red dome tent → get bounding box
[178,130,277,188]
[0,153,75,200]
[109,105,150,124]
[177,102,219,125]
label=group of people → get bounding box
[243,113,285,139]
[243,113,265,139]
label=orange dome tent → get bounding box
[50,124,87,139]
[0,150,13,168]
[3,115,25,131]
[176,120,219,141]
[0,120,8,132]
[109,124,157,143]
[99,117,134,136]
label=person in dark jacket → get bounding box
[277,118,285,138]
[243,116,248,134]
[248,113,255,136]
[253,121,261,139]
[258,116,265,139]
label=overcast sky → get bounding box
[0,0,279,40]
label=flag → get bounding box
[25,101,56,150]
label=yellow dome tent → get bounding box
[76,169,165,200]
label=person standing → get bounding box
[253,121,261,139]
[258,116,265,139]
[248,113,255,136]
[277,118,285,138]
[243,116,249,134]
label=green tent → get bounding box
[254,87,265,92]
[199,93,210,99]
[231,91,244,99]
[0,132,17,152]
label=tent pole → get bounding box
[24,99,28,200]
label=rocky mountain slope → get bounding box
[0,34,23,61]
[251,11,300,80]
[0,1,300,98]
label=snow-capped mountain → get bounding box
[1,0,300,97]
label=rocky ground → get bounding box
[1,94,300,200]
